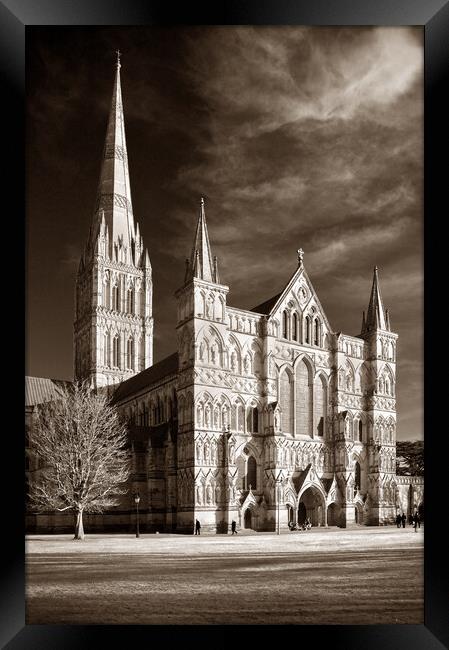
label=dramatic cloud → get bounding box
[26,27,423,440]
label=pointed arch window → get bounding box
[354,461,361,492]
[246,407,259,433]
[104,333,110,367]
[292,313,298,341]
[112,284,120,311]
[127,337,134,371]
[247,456,257,490]
[127,287,134,314]
[104,275,111,308]
[305,316,311,344]
[112,335,120,368]
[314,319,320,346]
[282,310,288,339]
[358,419,363,442]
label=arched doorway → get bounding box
[244,509,252,529]
[355,503,363,524]
[327,503,338,526]
[298,486,326,526]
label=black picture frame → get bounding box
[4,0,448,647]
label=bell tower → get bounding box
[361,266,398,524]
[74,54,153,389]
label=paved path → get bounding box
[26,527,424,625]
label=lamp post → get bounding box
[276,471,282,535]
[134,492,140,538]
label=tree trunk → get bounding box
[74,508,85,540]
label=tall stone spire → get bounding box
[93,52,135,255]
[362,266,389,333]
[186,198,217,283]
[74,53,153,389]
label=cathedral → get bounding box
[26,58,424,534]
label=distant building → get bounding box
[26,59,423,534]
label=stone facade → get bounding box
[111,199,407,532]
[26,61,424,534]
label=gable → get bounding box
[266,266,333,334]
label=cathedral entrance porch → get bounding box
[297,486,326,527]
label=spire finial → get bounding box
[297,248,304,267]
[200,196,204,206]
[116,50,121,68]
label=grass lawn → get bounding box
[26,526,424,625]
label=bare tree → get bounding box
[28,382,131,540]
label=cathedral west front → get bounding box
[26,57,424,534]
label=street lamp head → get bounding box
[134,493,140,504]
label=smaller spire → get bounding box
[186,197,215,283]
[297,248,304,268]
[116,49,121,69]
[362,265,389,333]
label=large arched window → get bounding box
[280,370,294,433]
[292,313,298,341]
[282,310,288,339]
[127,338,134,370]
[112,335,120,368]
[296,359,312,436]
[247,456,257,490]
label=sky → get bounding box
[26,26,423,440]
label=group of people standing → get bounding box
[194,519,238,535]
[289,517,312,531]
[396,512,421,531]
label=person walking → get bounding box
[413,512,420,532]
[195,519,201,535]
[231,520,237,535]
[401,512,406,528]
[396,513,402,528]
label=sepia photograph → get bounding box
[25,25,425,626]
